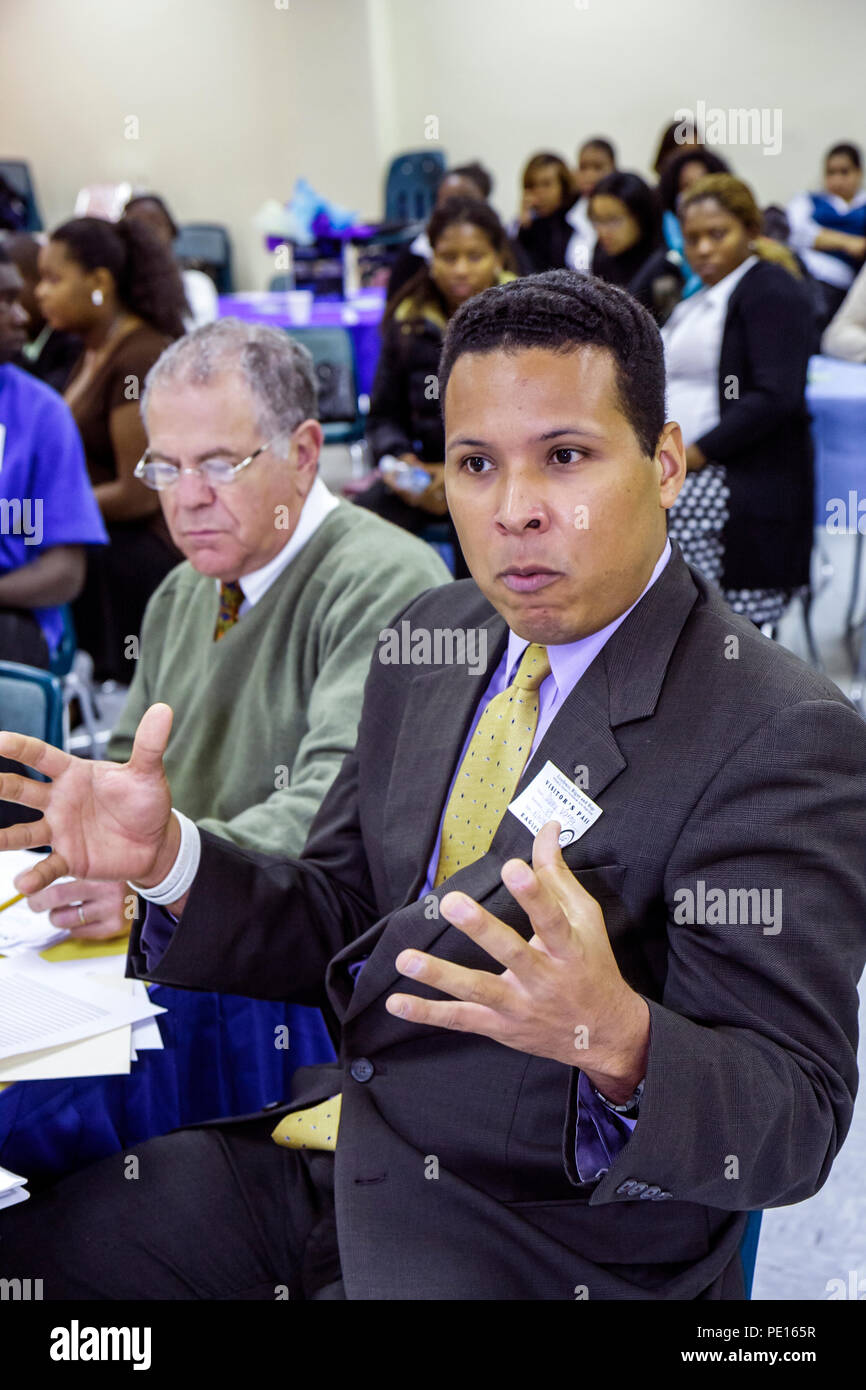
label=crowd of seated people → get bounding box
[0,114,863,1213]
[0,119,861,1150]
[2,120,862,697]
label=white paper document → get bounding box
[0,1164,29,1210]
[0,849,72,953]
[0,957,165,1061]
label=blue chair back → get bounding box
[740,1210,763,1298]
[0,159,42,230]
[385,150,446,224]
[0,661,64,755]
[173,223,234,294]
[284,325,365,444]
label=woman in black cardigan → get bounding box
[661,174,815,626]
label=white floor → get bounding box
[78,445,866,1301]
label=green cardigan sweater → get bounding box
[107,500,450,857]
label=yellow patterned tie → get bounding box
[214,580,244,641]
[434,643,551,886]
[272,1094,342,1150]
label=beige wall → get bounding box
[373,0,866,224]
[0,0,383,289]
[2,0,864,289]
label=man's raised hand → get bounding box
[0,703,178,896]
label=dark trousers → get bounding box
[0,1114,343,1300]
[0,609,51,832]
[0,608,50,668]
[73,521,180,684]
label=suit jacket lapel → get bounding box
[341,546,699,1023]
[380,606,508,908]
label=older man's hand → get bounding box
[0,703,178,897]
[387,821,650,1102]
[26,878,131,940]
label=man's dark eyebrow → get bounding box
[538,427,606,442]
[446,426,606,449]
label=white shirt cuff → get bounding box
[128,809,201,906]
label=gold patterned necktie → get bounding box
[433,642,551,886]
[271,1094,342,1151]
[213,580,244,641]
[270,643,551,1154]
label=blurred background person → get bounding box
[123,192,219,328]
[652,117,704,176]
[359,196,515,575]
[387,162,504,298]
[589,170,663,291]
[3,232,82,392]
[37,215,187,682]
[0,240,106,668]
[821,259,866,361]
[787,142,866,329]
[630,149,731,322]
[565,135,617,271]
[515,152,577,272]
[662,174,815,628]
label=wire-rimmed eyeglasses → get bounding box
[134,435,285,490]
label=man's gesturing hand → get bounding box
[387,821,650,1100]
[0,703,178,897]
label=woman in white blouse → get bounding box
[662,175,816,628]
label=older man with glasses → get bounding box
[22,317,450,944]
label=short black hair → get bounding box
[124,192,179,238]
[658,148,731,213]
[590,171,663,250]
[580,137,617,165]
[449,162,494,199]
[438,270,666,459]
[826,142,862,171]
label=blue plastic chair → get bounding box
[173,223,234,294]
[284,325,367,447]
[0,661,64,754]
[0,159,43,231]
[741,1210,763,1298]
[384,150,446,223]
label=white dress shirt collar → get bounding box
[504,538,672,694]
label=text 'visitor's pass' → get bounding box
[508,760,603,847]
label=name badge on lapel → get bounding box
[507,760,603,846]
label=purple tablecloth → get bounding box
[218,290,385,398]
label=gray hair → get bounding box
[141,318,318,456]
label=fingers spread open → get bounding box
[395,948,511,1012]
[500,855,575,958]
[128,704,173,774]
[438,892,535,978]
[0,773,53,812]
[12,847,69,896]
[0,733,68,780]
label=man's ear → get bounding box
[654,421,687,511]
[291,419,324,477]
